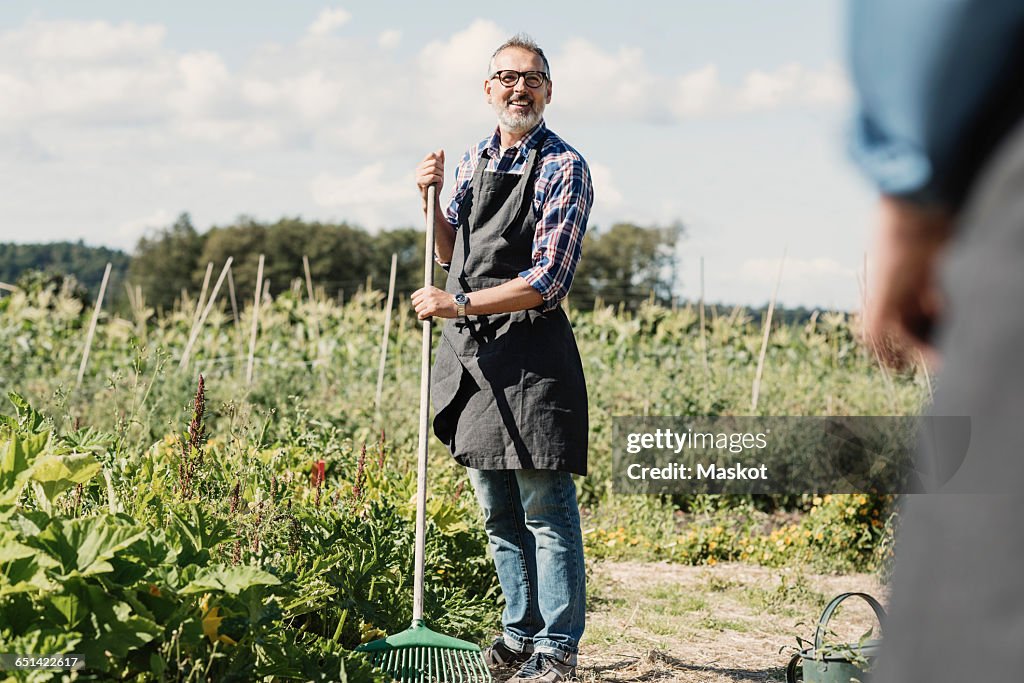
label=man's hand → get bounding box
[863,195,953,367]
[412,286,457,320]
[415,150,445,211]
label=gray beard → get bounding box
[496,106,542,134]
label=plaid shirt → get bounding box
[444,120,593,311]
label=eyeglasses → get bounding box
[490,70,549,88]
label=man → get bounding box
[411,34,593,683]
[848,2,1024,681]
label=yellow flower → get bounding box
[360,621,388,644]
[201,607,237,646]
[812,496,823,506]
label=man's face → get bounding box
[484,47,552,134]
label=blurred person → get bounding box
[848,1,1024,681]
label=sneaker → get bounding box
[483,637,533,668]
[506,652,576,683]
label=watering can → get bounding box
[786,592,885,683]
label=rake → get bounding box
[356,185,491,682]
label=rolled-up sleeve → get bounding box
[519,155,593,310]
[847,0,1024,209]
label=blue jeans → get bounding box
[467,468,586,665]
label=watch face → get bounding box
[455,293,468,305]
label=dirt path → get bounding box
[576,562,888,683]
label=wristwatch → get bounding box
[453,292,469,318]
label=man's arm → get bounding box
[519,153,593,312]
[411,277,542,319]
[863,197,951,366]
[415,149,457,264]
[849,0,1024,363]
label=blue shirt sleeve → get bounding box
[847,0,1024,209]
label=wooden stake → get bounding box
[124,282,137,311]
[247,255,265,385]
[191,262,213,331]
[375,253,399,417]
[0,281,19,293]
[699,256,709,399]
[303,255,314,302]
[227,264,239,329]
[76,262,112,388]
[180,258,234,370]
[751,250,786,412]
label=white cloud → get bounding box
[287,69,344,122]
[378,30,402,49]
[5,19,166,62]
[556,38,664,122]
[550,37,849,122]
[736,63,850,111]
[171,51,230,115]
[417,19,506,127]
[114,209,177,250]
[310,164,416,229]
[737,256,853,284]
[311,164,410,208]
[589,162,624,210]
[307,8,352,38]
[672,65,725,117]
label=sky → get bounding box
[0,1,880,310]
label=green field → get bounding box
[0,279,926,680]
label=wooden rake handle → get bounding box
[412,184,437,622]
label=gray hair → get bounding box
[488,33,550,78]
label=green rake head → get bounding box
[355,620,492,683]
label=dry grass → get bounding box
[576,561,887,683]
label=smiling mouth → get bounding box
[508,98,532,109]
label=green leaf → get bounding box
[0,554,57,595]
[31,452,102,502]
[168,504,233,566]
[181,564,281,596]
[77,593,161,668]
[33,517,147,579]
[0,431,50,506]
[0,530,38,564]
[7,392,48,433]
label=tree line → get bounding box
[2,213,683,314]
